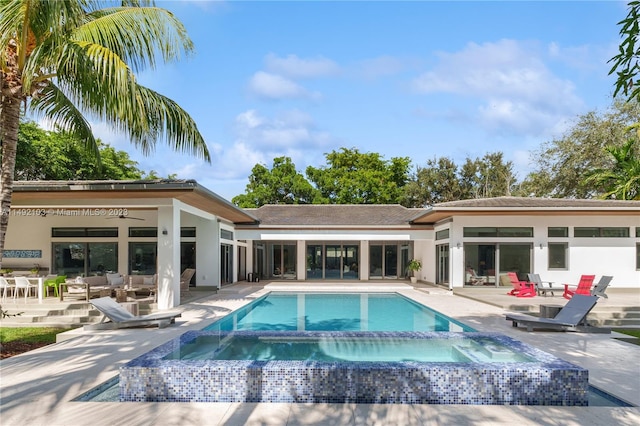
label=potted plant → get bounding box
[407,259,422,283]
[30,263,41,276]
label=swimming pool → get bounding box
[119,291,590,405]
[203,292,475,332]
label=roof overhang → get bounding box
[412,206,640,225]
[11,180,258,224]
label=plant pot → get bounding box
[410,277,417,284]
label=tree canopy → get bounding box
[306,147,411,204]
[518,100,640,198]
[15,121,144,180]
[232,156,319,207]
[402,152,516,207]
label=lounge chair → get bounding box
[562,274,595,300]
[527,273,555,297]
[591,275,613,299]
[180,268,196,293]
[506,272,536,297]
[85,297,181,330]
[505,294,608,333]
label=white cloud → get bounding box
[355,55,407,80]
[265,53,340,78]
[411,39,584,136]
[248,71,322,100]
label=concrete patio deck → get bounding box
[1,282,639,425]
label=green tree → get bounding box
[402,157,460,207]
[403,152,516,207]
[232,157,319,207]
[460,152,516,199]
[609,1,640,102]
[519,100,640,198]
[306,147,411,204]
[585,139,640,200]
[15,121,144,180]
[0,0,209,266]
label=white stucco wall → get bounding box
[448,214,640,288]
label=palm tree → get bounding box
[0,0,210,266]
[585,139,640,200]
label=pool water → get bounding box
[203,292,475,332]
[164,333,534,363]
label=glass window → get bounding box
[637,244,640,270]
[499,244,531,281]
[601,227,629,237]
[498,227,533,237]
[180,227,196,238]
[636,227,640,238]
[268,243,297,279]
[548,227,568,237]
[369,245,383,278]
[548,243,568,269]
[129,227,157,237]
[574,227,629,237]
[52,242,118,276]
[463,227,533,237]
[129,242,157,275]
[464,227,497,237]
[306,245,323,280]
[220,229,234,240]
[52,227,118,237]
[435,229,450,240]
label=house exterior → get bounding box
[3,180,639,308]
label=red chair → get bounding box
[506,272,536,297]
[563,275,596,300]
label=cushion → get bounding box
[106,273,123,286]
[143,276,154,285]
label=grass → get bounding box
[612,328,640,346]
[0,327,71,358]
[0,327,68,344]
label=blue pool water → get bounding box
[203,292,475,332]
[163,332,534,362]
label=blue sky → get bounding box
[91,1,628,201]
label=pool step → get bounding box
[0,300,157,328]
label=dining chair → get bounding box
[0,276,15,301]
[13,276,38,302]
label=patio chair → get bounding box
[13,276,38,302]
[562,274,596,300]
[44,275,66,297]
[527,273,555,297]
[505,294,609,333]
[0,276,15,301]
[506,272,536,297]
[180,268,195,293]
[591,275,613,299]
[85,297,182,330]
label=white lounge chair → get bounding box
[85,297,181,330]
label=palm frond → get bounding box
[75,6,194,73]
[126,85,210,161]
[30,82,100,159]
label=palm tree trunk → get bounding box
[0,82,22,270]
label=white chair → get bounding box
[0,276,15,301]
[13,276,38,302]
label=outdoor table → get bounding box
[5,276,44,303]
[540,304,563,318]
